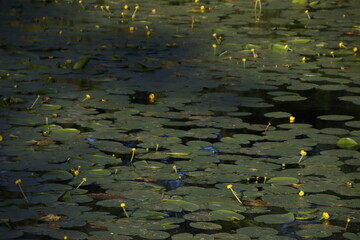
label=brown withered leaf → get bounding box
[40,214,61,222]
[27,139,56,146]
[243,199,269,207]
[48,224,61,229]
[135,176,158,182]
[291,183,304,188]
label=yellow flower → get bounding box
[82,177,87,182]
[131,148,136,151]
[121,202,129,218]
[242,58,247,62]
[212,33,217,37]
[149,93,155,100]
[289,116,295,123]
[227,184,233,189]
[347,217,351,223]
[322,212,330,220]
[129,26,135,32]
[15,179,22,185]
[300,150,307,156]
[124,5,129,10]
[298,190,305,197]
[338,42,346,48]
[71,169,79,176]
[151,9,156,14]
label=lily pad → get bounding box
[254,212,295,224]
[267,177,299,185]
[337,138,359,150]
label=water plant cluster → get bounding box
[0,0,359,239]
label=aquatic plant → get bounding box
[298,150,307,164]
[121,203,129,218]
[345,217,351,231]
[132,4,140,20]
[28,95,40,110]
[212,33,222,44]
[320,212,331,221]
[130,148,136,165]
[254,0,262,20]
[149,93,155,103]
[226,184,243,205]
[212,44,217,56]
[289,116,295,123]
[15,179,29,203]
[242,58,247,69]
[82,94,91,102]
[75,177,87,189]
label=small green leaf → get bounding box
[337,138,359,150]
[73,56,91,70]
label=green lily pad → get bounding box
[267,177,299,185]
[40,104,62,111]
[209,210,245,221]
[73,56,91,70]
[161,199,200,212]
[237,226,278,238]
[317,115,354,121]
[254,212,295,224]
[337,138,359,150]
[264,112,291,118]
[50,128,80,139]
[42,170,73,181]
[296,224,343,238]
[189,222,222,230]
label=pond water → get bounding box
[0,0,359,239]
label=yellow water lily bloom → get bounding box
[322,212,330,220]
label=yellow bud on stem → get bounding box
[227,184,242,205]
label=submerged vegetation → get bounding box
[0,0,359,239]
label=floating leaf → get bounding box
[162,199,200,212]
[73,56,91,70]
[254,212,295,224]
[267,177,299,185]
[337,138,359,150]
[189,221,222,230]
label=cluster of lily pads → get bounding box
[0,0,359,239]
